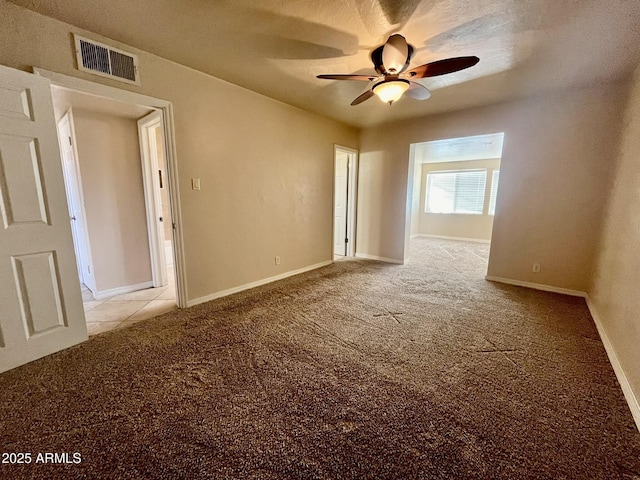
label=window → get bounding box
[425,169,487,214]
[489,170,499,215]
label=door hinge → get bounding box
[68,136,72,146]
[172,222,176,230]
[159,217,163,222]
[87,265,91,274]
[345,238,349,243]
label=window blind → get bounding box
[425,169,486,214]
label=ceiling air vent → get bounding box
[73,34,140,85]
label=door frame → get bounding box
[34,67,188,308]
[333,145,358,257]
[138,110,169,288]
[56,108,96,291]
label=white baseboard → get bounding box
[415,234,491,244]
[485,276,586,297]
[585,296,640,432]
[486,275,639,432]
[187,260,333,308]
[93,281,154,300]
[355,253,404,264]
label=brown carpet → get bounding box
[1,237,639,479]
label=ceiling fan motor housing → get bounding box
[371,43,414,75]
[317,34,479,106]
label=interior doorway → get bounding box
[333,145,358,258]
[50,83,180,335]
[406,133,505,271]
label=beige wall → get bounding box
[358,84,626,290]
[590,66,640,406]
[416,158,500,241]
[73,108,152,292]
[0,1,358,303]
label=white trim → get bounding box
[355,253,404,265]
[138,110,167,288]
[162,103,187,308]
[93,281,153,300]
[333,145,359,257]
[484,276,586,297]
[33,67,188,309]
[34,67,160,107]
[414,234,491,244]
[585,296,640,432]
[485,276,640,431]
[187,261,333,308]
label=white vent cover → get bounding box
[73,34,140,85]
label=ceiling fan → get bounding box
[317,34,479,106]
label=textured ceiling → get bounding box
[10,0,640,127]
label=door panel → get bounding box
[0,134,49,226]
[333,152,348,256]
[138,110,168,287]
[57,110,94,290]
[0,83,33,121]
[11,251,67,335]
[0,64,87,374]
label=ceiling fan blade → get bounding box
[382,34,411,74]
[405,56,479,78]
[405,81,431,100]
[351,89,375,106]
[317,74,378,81]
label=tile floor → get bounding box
[82,264,177,336]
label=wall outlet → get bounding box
[275,256,281,265]
[532,263,541,273]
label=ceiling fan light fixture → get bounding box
[373,80,410,104]
[316,33,479,107]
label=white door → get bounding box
[138,110,167,287]
[333,152,349,256]
[57,110,95,291]
[0,65,87,374]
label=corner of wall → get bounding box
[585,295,640,431]
[586,66,640,433]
